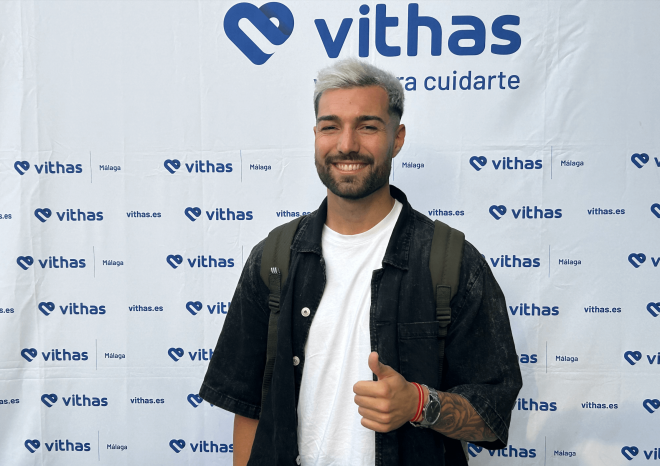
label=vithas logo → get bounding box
[628,253,660,268]
[185,206,254,222]
[315,5,520,59]
[167,254,235,269]
[469,156,541,171]
[170,438,233,453]
[38,301,106,316]
[34,208,103,223]
[186,300,230,315]
[467,443,536,458]
[187,394,203,408]
[16,255,86,270]
[643,398,660,414]
[621,445,660,461]
[631,152,660,169]
[14,161,30,175]
[164,159,233,174]
[29,439,91,452]
[40,393,108,407]
[21,348,89,362]
[170,439,186,453]
[648,302,660,317]
[24,439,40,453]
[168,347,214,362]
[224,2,294,65]
[13,161,83,175]
[489,204,562,220]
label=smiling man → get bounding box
[199,59,522,466]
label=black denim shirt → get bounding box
[199,186,522,466]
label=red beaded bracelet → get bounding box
[410,382,424,422]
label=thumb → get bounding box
[368,352,395,380]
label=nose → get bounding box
[337,126,360,155]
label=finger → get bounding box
[368,352,396,380]
[360,416,391,433]
[358,406,393,425]
[354,394,389,412]
[367,352,382,378]
[353,380,380,396]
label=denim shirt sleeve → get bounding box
[198,239,269,420]
[441,240,523,450]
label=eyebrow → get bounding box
[316,114,387,125]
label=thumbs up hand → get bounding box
[353,352,422,433]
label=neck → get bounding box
[325,184,395,235]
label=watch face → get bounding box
[425,399,441,423]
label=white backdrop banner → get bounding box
[1,1,659,465]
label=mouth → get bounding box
[332,162,368,173]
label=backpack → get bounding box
[258,216,465,406]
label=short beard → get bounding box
[315,149,392,200]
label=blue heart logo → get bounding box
[41,393,58,407]
[628,253,646,268]
[647,302,660,317]
[469,156,487,171]
[186,301,203,316]
[224,2,294,65]
[38,302,55,316]
[17,256,34,270]
[467,443,482,458]
[624,350,642,365]
[489,205,507,220]
[167,254,183,269]
[170,439,186,453]
[21,348,38,362]
[34,208,52,223]
[168,347,184,362]
[621,446,639,460]
[24,439,40,453]
[14,161,30,175]
[164,159,181,174]
[185,207,202,222]
[651,203,660,219]
[631,153,649,169]
[187,394,203,408]
[643,398,660,414]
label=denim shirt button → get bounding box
[301,307,310,317]
[293,356,300,366]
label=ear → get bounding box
[392,124,406,159]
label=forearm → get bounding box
[424,387,497,442]
[233,414,259,466]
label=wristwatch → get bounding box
[412,385,442,428]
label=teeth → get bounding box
[336,163,364,171]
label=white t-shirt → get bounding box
[297,200,403,466]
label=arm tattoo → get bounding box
[430,392,498,442]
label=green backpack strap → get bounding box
[259,216,304,409]
[429,220,465,382]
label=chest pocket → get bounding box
[397,321,440,388]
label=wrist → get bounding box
[409,382,424,422]
[410,385,442,428]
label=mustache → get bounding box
[324,153,374,165]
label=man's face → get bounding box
[314,86,405,200]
